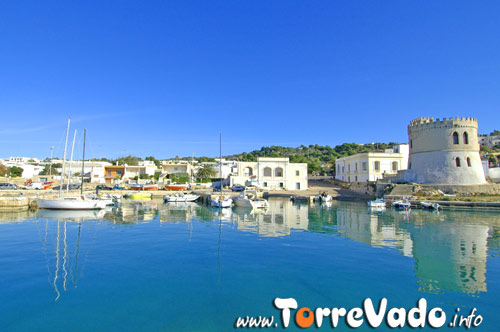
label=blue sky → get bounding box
[0,1,499,159]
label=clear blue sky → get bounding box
[1,1,498,159]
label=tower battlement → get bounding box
[408,117,478,131]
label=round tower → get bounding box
[405,117,486,185]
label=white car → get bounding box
[24,182,44,190]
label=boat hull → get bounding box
[37,198,106,210]
[164,185,189,191]
[164,195,199,202]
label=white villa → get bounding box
[230,157,308,190]
[335,144,409,183]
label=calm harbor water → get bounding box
[0,199,499,331]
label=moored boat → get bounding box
[210,195,233,208]
[164,183,189,191]
[368,199,386,208]
[129,183,159,191]
[37,196,106,210]
[420,201,441,210]
[124,192,152,200]
[233,188,269,209]
[392,197,411,210]
[163,193,199,202]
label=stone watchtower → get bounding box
[405,117,486,185]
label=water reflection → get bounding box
[1,199,499,298]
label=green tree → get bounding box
[489,154,498,165]
[197,164,216,179]
[115,155,142,166]
[9,166,23,177]
[39,163,62,175]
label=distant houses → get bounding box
[230,157,308,190]
[335,144,409,183]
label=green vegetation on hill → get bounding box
[226,143,400,174]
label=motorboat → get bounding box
[129,183,159,191]
[210,195,233,208]
[368,199,386,208]
[164,193,199,202]
[420,201,441,210]
[86,193,120,206]
[316,192,333,202]
[392,197,411,210]
[124,192,152,200]
[37,196,106,210]
[164,183,189,191]
[233,188,269,209]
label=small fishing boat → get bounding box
[420,201,441,210]
[210,195,233,208]
[233,188,269,209]
[290,195,308,202]
[129,183,159,191]
[124,192,152,200]
[316,192,333,202]
[163,193,199,202]
[164,183,189,191]
[368,199,386,208]
[392,197,411,210]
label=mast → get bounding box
[80,129,86,196]
[219,133,222,192]
[59,118,71,198]
[67,130,77,194]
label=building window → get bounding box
[263,167,272,177]
[410,140,413,148]
[467,157,471,167]
[117,170,122,175]
[355,176,358,181]
[392,161,398,171]
[244,167,253,176]
[275,167,283,177]
[453,132,459,144]
[263,182,267,187]
[463,132,469,144]
[296,170,300,176]
[296,182,300,189]
[348,164,351,172]
[374,161,380,171]
[362,162,367,171]
[279,182,284,188]
[456,157,461,167]
[355,163,358,171]
[348,176,351,182]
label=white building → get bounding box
[230,157,308,190]
[335,144,409,183]
[404,117,486,185]
[479,134,500,148]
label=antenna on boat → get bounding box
[81,129,86,196]
[59,118,71,198]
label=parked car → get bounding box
[113,185,125,190]
[52,184,80,190]
[24,182,44,190]
[231,185,245,192]
[96,185,113,191]
[0,183,18,190]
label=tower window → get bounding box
[456,157,461,167]
[463,132,469,144]
[452,132,459,144]
[467,157,471,167]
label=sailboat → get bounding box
[211,133,233,208]
[37,120,106,210]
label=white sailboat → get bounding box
[37,122,106,210]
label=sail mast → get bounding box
[80,129,86,196]
[59,118,71,198]
[66,130,77,194]
[219,133,222,192]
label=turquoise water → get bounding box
[0,199,499,331]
